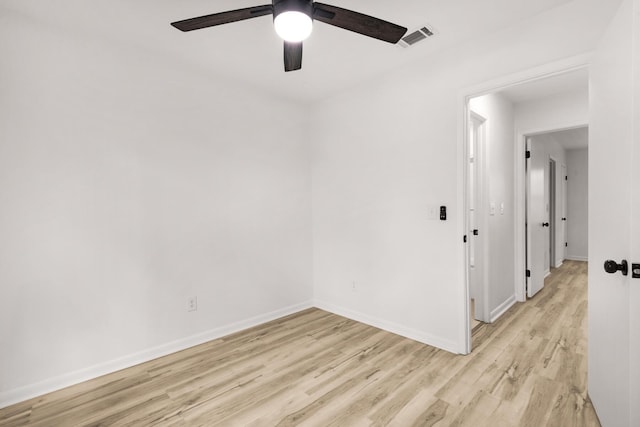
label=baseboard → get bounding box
[566,255,588,262]
[314,300,461,355]
[490,295,517,323]
[0,300,314,410]
[554,260,564,268]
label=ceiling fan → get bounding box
[171,0,408,72]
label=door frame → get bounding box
[457,53,590,354]
[467,111,490,324]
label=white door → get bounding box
[526,137,546,297]
[548,158,556,268]
[468,112,488,322]
[561,163,567,262]
[588,0,640,425]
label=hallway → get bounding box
[467,260,597,426]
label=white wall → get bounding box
[514,89,589,133]
[311,0,618,353]
[566,148,589,260]
[0,10,313,405]
[469,94,516,321]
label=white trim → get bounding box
[561,163,568,261]
[457,83,472,355]
[314,300,461,355]
[555,260,564,268]
[0,300,314,410]
[490,295,517,323]
[566,255,588,262]
[460,53,592,101]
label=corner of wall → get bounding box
[0,300,314,410]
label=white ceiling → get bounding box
[2,0,574,103]
[499,68,589,104]
[546,126,589,150]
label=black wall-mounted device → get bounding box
[440,206,447,221]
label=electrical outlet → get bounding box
[187,296,197,312]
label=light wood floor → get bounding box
[0,260,599,426]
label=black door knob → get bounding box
[604,259,628,276]
[542,222,550,227]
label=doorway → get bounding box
[524,127,587,299]
[461,61,590,353]
[549,157,556,271]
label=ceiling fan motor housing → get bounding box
[273,0,314,19]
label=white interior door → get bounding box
[588,0,640,425]
[548,158,556,268]
[468,112,488,322]
[526,137,546,298]
[561,163,567,262]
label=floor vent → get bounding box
[399,26,435,48]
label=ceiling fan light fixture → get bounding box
[171,0,408,72]
[274,11,313,42]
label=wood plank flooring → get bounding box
[0,260,599,426]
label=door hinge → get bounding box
[525,150,531,159]
[526,269,531,278]
[565,175,568,181]
[463,235,467,243]
[565,242,568,247]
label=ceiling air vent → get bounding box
[399,26,435,48]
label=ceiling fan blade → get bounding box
[171,5,273,32]
[313,3,407,44]
[284,42,303,72]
